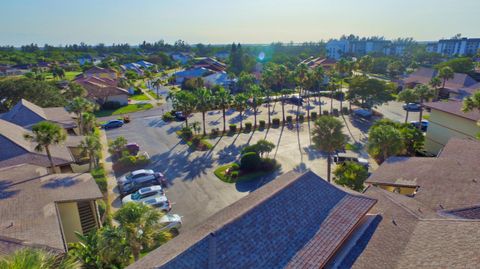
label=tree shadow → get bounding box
[273,126,285,159]
[235,168,283,193]
[216,143,243,164]
[348,116,373,135]
[304,145,324,160]
[147,118,168,128]
[293,162,308,173]
[0,180,19,200]
[166,124,183,134]
[42,176,79,189]
[181,153,214,180]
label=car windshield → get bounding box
[125,172,132,180]
[131,191,142,200]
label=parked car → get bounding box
[410,120,429,132]
[175,111,186,121]
[122,185,164,204]
[117,169,166,196]
[353,109,373,119]
[118,169,163,185]
[403,103,421,112]
[102,120,124,129]
[143,196,171,212]
[334,152,369,168]
[126,143,140,155]
[158,214,182,232]
[286,96,304,106]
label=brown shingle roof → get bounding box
[0,119,74,168]
[0,99,76,129]
[424,99,480,122]
[128,171,376,269]
[74,77,129,100]
[404,67,479,94]
[0,165,103,253]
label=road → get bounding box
[376,101,427,123]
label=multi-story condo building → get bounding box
[426,37,480,56]
[326,39,406,59]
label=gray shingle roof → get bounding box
[424,99,480,122]
[1,99,76,129]
[0,165,103,254]
[128,171,376,269]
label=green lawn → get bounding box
[42,71,82,81]
[130,93,151,101]
[147,90,161,100]
[95,103,153,117]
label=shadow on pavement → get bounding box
[235,169,283,193]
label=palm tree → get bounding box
[194,87,213,136]
[264,88,273,126]
[248,85,263,128]
[313,66,325,115]
[233,93,248,130]
[67,97,96,135]
[80,134,102,171]
[414,84,434,127]
[429,76,442,100]
[438,66,454,89]
[81,112,96,135]
[280,89,292,124]
[311,116,347,182]
[327,74,339,114]
[215,87,232,133]
[463,91,480,113]
[24,121,67,174]
[168,91,196,128]
[151,79,162,101]
[114,203,162,262]
[367,124,404,164]
[397,88,418,123]
[295,64,309,120]
[0,248,79,269]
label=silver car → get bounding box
[158,214,182,232]
[121,185,164,205]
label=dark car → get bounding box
[102,120,124,129]
[410,120,429,132]
[118,178,164,197]
[175,111,186,121]
[126,143,140,155]
[402,103,421,112]
[286,96,304,106]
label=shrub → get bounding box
[191,136,201,145]
[118,154,150,167]
[244,122,252,131]
[180,127,193,139]
[342,107,350,115]
[286,115,293,122]
[242,144,258,155]
[240,152,261,171]
[333,108,339,116]
[162,111,175,121]
[260,158,277,171]
[91,166,107,193]
[272,118,280,127]
[102,101,123,110]
[230,163,240,171]
[229,124,237,133]
[311,112,318,120]
[211,128,220,137]
[323,110,329,116]
[259,120,266,129]
[230,171,239,179]
[298,114,304,122]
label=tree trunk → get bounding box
[202,111,206,136]
[418,99,423,130]
[132,247,140,262]
[327,153,332,183]
[267,100,271,126]
[88,154,93,171]
[79,113,84,135]
[319,96,322,115]
[222,106,226,133]
[185,114,189,128]
[254,106,257,128]
[282,99,286,123]
[307,95,310,120]
[240,110,243,130]
[45,146,57,174]
[405,110,409,123]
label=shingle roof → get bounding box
[0,99,76,129]
[74,77,129,99]
[344,186,480,269]
[424,99,480,121]
[128,171,376,269]
[0,165,103,254]
[404,67,479,94]
[366,138,480,213]
[0,119,74,168]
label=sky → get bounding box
[1,0,480,46]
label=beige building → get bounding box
[424,100,480,155]
[0,164,103,255]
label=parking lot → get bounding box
[104,101,374,229]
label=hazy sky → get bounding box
[1,0,480,46]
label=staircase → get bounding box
[77,201,98,234]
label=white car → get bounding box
[143,196,171,212]
[122,185,164,204]
[158,214,182,232]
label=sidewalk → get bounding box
[99,129,122,215]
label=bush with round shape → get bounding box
[333,108,339,116]
[229,124,237,132]
[286,115,293,122]
[272,118,280,127]
[162,112,175,121]
[323,110,329,116]
[298,114,304,122]
[180,127,193,139]
[244,122,253,131]
[342,107,350,115]
[259,120,266,129]
[240,152,261,171]
[311,112,318,120]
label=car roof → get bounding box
[131,169,154,176]
[138,185,162,194]
[144,195,168,205]
[160,214,181,223]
